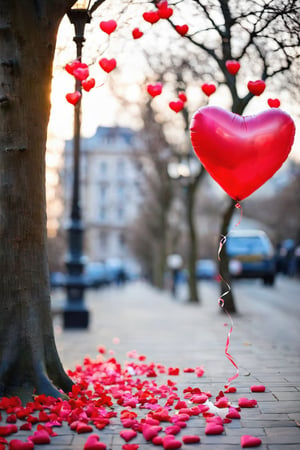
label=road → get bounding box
[195,275,300,353]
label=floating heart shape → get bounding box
[84,434,107,450]
[147,83,163,97]
[143,11,160,24]
[158,6,173,19]
[205,422,224,435]
[225,60,240,75]
[214,396,229,408]
[66,91,81,105]
[120,429,137,442]
[8,440,34,450]
[65,60,82,75]
[182,435,200,444]
[238,397,258,408]
[178,92,187,103]
[201,83,216,96]
[73,67,89,81]
[241,435,262,448]
[132,28,143,39]
[82,78,95,92]
[175,24,189,35]
[190,106,295,200]
[247,80,266,96]
[99,20,117,35]
[190,393,208,404]
[169,100,184,113]
[250,385,266,392]
[268,98,280,108]
[99,58,117,73]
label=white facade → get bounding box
[63,127,144,270]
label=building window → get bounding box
[99,231,107,251]
[117,184,125,201]
[100,161,108,176]
[116,159,125,176]
[117,207,124,221]
[119,232,126,247]
[99,184,107,201]
[100,206,107,221]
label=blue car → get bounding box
[226,230,276,286]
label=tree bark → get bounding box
[0,0,74,401]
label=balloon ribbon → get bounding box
[217,202,242,388]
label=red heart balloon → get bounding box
[178,91,187,102]
[99,20,117,35]
[29,429,50,444]
[8,440,34,450]
[147,83,163,97]
[157,3,173,19]
[175,24,188,35]
[0,425,18,436]
[132,27,143,39]
[268,98,280,108]
[225,60,240,75]
[66,91,81,105]
[247,80,266,96]
[82,78,95,92]
[241,435,262,448]
[73,67,89,81]
[190,106,295,201]
[98,58,117,73]
[143,11,160,24]
[201,83,216,96]
[169,100,184,113]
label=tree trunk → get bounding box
[0,0,74,401]
[185,171,205,303]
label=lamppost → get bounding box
[63,0,94,329]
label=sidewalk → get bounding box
[48,280,300,449]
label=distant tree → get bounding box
[160,0,300,312]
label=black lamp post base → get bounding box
[63,307,89,329]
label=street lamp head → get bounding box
[70,0,92,9]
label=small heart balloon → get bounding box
[169,100,184,113]
[99,20,117,35]
[132,27,143,39]
[157,3,173,19]
[99,58,117,73]
[66,92,81,105]
[178,91,187,102]
[143,11,160,24]
[225,60,240,75]
[190,106,295,201]
[73,67,89,81]
[82,78,95,92]
[8,440,34,450]
[247,80,266,96]
[147,83,163,97]
[201,83,216,96]
[268,98,280,108]
[175,24,189,35]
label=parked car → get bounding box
[226,230,276,286]
[196,259,217,279]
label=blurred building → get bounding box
[63,126,144,273]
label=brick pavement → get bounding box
[3,280,300,449]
